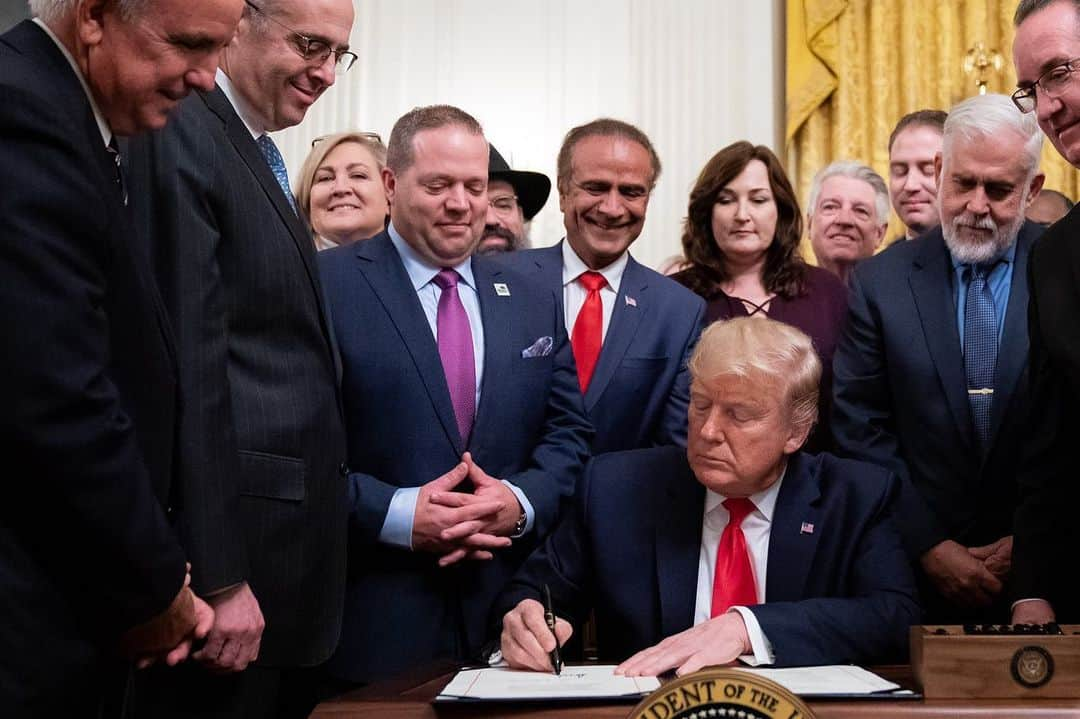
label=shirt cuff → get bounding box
[378,486,420,549]
[502,480,534,537]
[731,606,775,666]
[1011,597,1051,611]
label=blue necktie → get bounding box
[256,133,297,214]
[963,265,997,451]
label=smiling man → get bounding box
[832,93,1045,624]
[806,161,889,282]
[1011,0,1080,627]
[496,119,704,452]
[494,317,917,675]
[888,110,947,241]
[474,144,550,255]
[124,0,356,716]
[316,105,591,687]
[1,0,243,713]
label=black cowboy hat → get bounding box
[488,144,551,221]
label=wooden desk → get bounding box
[312,664,1080,718]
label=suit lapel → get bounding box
[655,462,705,638]
[355,235,463,454]
[531,244,567,301]
[200,88,336,360]
[471,259,514,450]
[765,453,821,602]
[988,226,1034,445]
[908,234,976,451]
[585,255,646,410]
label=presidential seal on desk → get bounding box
[1011,645,1054,689]
[628,668,815,719]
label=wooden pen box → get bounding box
[911,624,1080,698]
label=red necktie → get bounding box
[711,497,758,617]
[571,271,606,392]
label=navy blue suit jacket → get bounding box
[496,447,918,666]
[318,232,592,681]
[831,227,1038,555]
[497,243,704,451]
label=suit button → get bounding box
[338,462,350,477]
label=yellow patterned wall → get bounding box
[786,0,1080,254]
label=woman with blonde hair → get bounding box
[295,131,389,250]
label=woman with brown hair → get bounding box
[672,141,847,450]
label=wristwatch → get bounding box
[513,509,527,537]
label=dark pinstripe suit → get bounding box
[126,85,348,680]
[0,21,188,714]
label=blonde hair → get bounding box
[294,132,388,224]
[688,317,821,431]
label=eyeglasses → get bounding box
[489,194,519,214]
[244,0,358,74]
[311,131,382,148]
[1012,58,1080,113]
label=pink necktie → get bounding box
[433,269,475,445]
[711,497,758,616]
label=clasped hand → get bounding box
[921,537,1012,608]
[119,564,215,670]
[413,452,521,567]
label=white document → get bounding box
[437,665,661,701]
[733,665,901,695]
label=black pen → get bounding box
[542,583,562,676]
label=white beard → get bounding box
[942,210,1024,265]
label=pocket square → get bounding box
[521,336,554,358]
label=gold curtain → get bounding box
[786,0,1080,253]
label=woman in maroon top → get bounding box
[673,141,847,451]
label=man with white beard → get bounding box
[830,93,1045,624]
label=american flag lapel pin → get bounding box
[800,521,815,535]
[625,295,637,307]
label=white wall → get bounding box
[277,0,781,270]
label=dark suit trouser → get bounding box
[126,664,318,719]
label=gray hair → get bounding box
[242,0,284,33]
[29,0,147,22]
[942,93,1043,177]
[1015,0,1080,25]
[806,160,890,225]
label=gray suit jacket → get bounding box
[127,86,348,666]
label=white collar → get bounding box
[33,18,110,146]
[560,238,629,290]
[215,68,265,139]
[703,464,786,524]
[387,221,476,293]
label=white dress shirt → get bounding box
[561,240,628,341]
[378,223,534,548]
[215,68,264,139]
[32,18,110,147]
[693,469,786,665]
